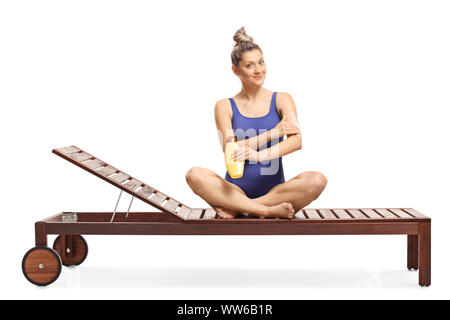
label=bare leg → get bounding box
[212,171,327,218]
[209,203,242,219]
[185,167,295,219]
[253,171,328,212]
[206,171,327,215]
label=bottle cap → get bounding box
[226,136,236,143]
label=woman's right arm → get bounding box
[214,99,235,153]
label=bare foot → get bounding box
[216,207,241,219]
[263,202,295,219]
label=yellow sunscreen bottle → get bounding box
[225,136,244,179]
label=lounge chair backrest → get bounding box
[52,146,191,221]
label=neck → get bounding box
[237,85,267,102]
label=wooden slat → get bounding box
[403,208,428,218]
[389,208,413,218]
[123,179,143,191]
[110,172,130,184]
[177,205,192,220]
[203,208,217,219]
[188,209,204,219]
[52,145,193,221]
[164,199,179,212]
[82,159,105,170]
[304,209,321,220]
[56,146,80,155]
[294,210,307,219]
[150,192,167,205]
[69,152,93,162]
[137,185,154,198]
[375,208,397,218]
[361,209,384,219]
[347,209,368,219]
[96,165,118,177]
[318,209,337,219]
[333,209,353,219]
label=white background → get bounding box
[1,0,449,299]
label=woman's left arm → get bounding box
[257,92,302,162]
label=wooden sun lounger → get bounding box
[21,145,431,287]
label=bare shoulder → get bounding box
[276,92,295,104]
[275,92,297,118]
[214,98,232,117]
[215,98,229,108]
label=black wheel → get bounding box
[53,235,88,267]
[22,246,62,286]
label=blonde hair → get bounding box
[231,27,262,68]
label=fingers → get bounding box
[232,147,247,161]
[234,151,246,161]
[284,126,300,135]
[284,120,300,135]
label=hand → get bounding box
[232,144,260,162]
[276,117,300,137]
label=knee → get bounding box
[185,167,207,193]
[305,171,327,199]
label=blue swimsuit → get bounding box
[224,91,285,198]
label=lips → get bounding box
[253,75,263,79]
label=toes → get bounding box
[217,212,228,219]
[281,202,293,209]
[282,202,294,212]
[218,211,234,219]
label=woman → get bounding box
[185,27,327,219]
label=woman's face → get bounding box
[232,49,266,86]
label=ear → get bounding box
[231,65,240,76]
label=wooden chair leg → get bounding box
[418,222,431,286]
[35,222,47,246]
[407,235,418,270]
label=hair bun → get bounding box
[233,26,254,45]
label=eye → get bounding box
[246,63,252,68]
[260,60,264,64]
